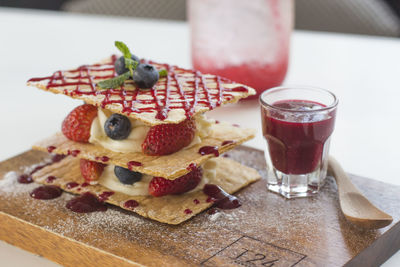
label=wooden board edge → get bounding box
[344,221,400,267]
[0,211,144,267]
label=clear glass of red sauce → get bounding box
[260,86,338,198]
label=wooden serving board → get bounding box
[1,147,400,267]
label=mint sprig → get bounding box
[115,41,132,59]
[98,71,131,89]
[158,69,168,78]
[96,41,167,89]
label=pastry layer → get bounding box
[32,156,261,225]
[33,122,255,179]
[27,56,256,126]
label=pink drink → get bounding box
[189,0,293,99]
[262,100,336,174]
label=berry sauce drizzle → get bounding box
[124,200,139,209]
[98,191,114,201]
[66,192,107,213]
[18,154,66,184]
[199,146,219,157]
[128,161,142,169]
[221,140,234,146]
[30,185,62,200]
[203,184,241,209]
[28,56,248,121]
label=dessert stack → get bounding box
[27,42,261,224]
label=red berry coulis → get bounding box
[123,200,139,209]
[95,156,109,163]
[128,161,142,169]
[193,199,200,205]
[45,176,56,183]
[18,154,66,184]
[68,150,80,157]
[221,140,234,146]
[47,146,56,153]
[203,184,241,209]
[66,182,79,189]
[184,208,193,214]
[66,192,107,213]
[199,146,219,157]
[30,185,62,200]
[187,163,197,171]
[98,191,114,201]
[28,56,248,121]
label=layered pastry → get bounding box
[27,42,261,224]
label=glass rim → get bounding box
[259,85,338,113]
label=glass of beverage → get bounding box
[188,0,293,99]
[260,86,338,198]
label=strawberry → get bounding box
[148,166,203,197]
[62,104,98,142]
[142,118,196,155]
[80,159,105,183]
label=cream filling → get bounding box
[89,109,214,153]
[98,159,218,196]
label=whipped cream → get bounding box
[98,158,218,196]
[89,108,214,153]
[89,109,150,153]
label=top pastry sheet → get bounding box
[27,56,256,126]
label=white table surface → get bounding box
[1,7,400,266]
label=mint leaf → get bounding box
[115,41,132,59]
[158,69,168,78]
[97,71,131,89]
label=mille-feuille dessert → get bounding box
[27,42,261,224]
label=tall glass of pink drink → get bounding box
[188,0,293,99]
[260,86,338,198]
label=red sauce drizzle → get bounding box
[124,200,139,209]
[128,161,142,170]
[184,208,193,214]
[98,191,114,201]
[95,156,109,163]
[199,146,219,157]
[18,154,66,184]
[193,199,200,205]
[47,146,56,153]
[66,182,79,189]
[45,176,56,183]
[18,174,33,184]
[221,140,234,146]
[28,56,247,121]
[30,185,62,200]
[66,192,107,213]
[68,150,80,157]
[187,163,197,171]
[203,184,241,209]
[81,182,90,187]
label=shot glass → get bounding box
[260,86,338,198]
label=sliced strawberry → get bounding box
[80,159,105,183]
[62,104,98,142]
[148,166,203,197]
[142,118,196,156]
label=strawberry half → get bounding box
[80,159,105,183]
[62,104,98,142]
[148,166,203,197]
[142,118,196,156]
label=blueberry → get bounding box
[104,113,131,140]
[132,63,159,89]
[114,166,142,185]
[114,55,140,75]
